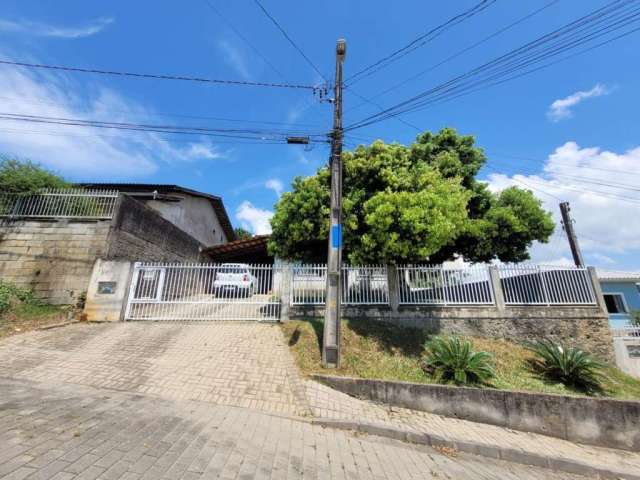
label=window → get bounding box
[603,293,628,314]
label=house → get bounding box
[80,183,235,247]
[0,184,235,305]
[597,270,640,327]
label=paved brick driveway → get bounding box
[0,322,309,416]
[0,377,587,480]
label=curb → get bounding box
[312,418,640,480]
[37,320,79,330]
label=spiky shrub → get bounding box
[527,339,605,393]
[422,336,495,385]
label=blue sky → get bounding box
[1,0,639,269]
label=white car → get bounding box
[213,263,255,297]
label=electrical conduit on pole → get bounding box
[322,39,346,368]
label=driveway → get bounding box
[0,322,309,416]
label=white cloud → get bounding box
[486,141,640,268]
[217,40,251,80]
[236,201,273,235]
[0,17,113,38]
[547,84,610,122]
[184,143,224,161]
[265,178,283,197]
[0,54,225,178]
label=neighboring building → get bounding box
[80,183,235,247]
[597,270,640,327]
[0,185,235,305]
[203,235,272,264]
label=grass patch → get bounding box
[281,318,640,400]
[0,281,70,339]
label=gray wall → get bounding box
[105,195,202,263]
[315,375,640,452]
[145,194,227,247]
[614,338,640,378]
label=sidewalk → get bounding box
[302,378,640,479]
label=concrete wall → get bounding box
[0,219,110,304]
[105,195,201,263]
[614,338,640,378]
[601,280,640,327]
[84,259,132,322]
[315,375,640,451]
[145,194,227,247]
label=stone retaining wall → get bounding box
[0,195,202,305]
[315,375,640,451]
[0,219,110,304]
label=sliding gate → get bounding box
[124,263,283,321]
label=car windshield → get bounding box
[219,266,247,274]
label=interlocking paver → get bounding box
[0,322,638,479]
[0,322,308,416]
[1,377,591,479]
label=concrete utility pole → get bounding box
[559,201,585,267]
[322,39,346,368]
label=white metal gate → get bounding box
[125,263,283,321]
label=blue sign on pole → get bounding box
[331,224,342,249]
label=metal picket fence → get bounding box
[125,263,283,321]
[124,262,600,321]
[0,189,119,219]
[290,265,389,305]
[497,264,596,305]
[610,326,640,339]
[397,265,494,305]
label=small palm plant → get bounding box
[527,339,605,393]
[422,336,495,385]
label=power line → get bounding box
[345,0,640,131]
[486,158,640,192]
[345,88,422,132]
[201,0,287,80]
[345,0,560,114]
[0,112,331,143]
[0,96,323,128]
[344,0,498,86]
[484,165,640,205]
[0,59,317,90]
[487,151,640,178]
[0,126,300,145]
[251,0,328,82]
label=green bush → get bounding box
[630,310,640,327]
[0,282,36,314]
[422,336,495,385]
[527,339,605,393]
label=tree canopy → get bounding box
[233,227,253,240]
[0,157,69,194]
[268,128,554,264]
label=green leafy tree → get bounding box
[0,157,69,194]
[234,227,253,240]
[268,128,554,264]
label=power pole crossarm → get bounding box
[322,39,346,368]
[559,201,585,268]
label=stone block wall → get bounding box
[0,194,202,305]
[0,219,110,304]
